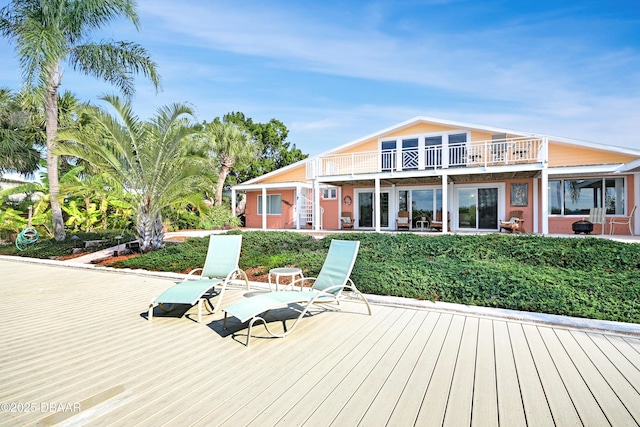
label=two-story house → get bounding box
[232,117,640,235]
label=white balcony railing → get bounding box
[307,137,545,179]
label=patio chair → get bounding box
[396,211,410,230]
[609,205,636,235]
[148,235,249,322]
[583,207,606,235]
[430,211,449,232]
[223,239,371,347]
[500,210,525,233]
[341,211,354,229]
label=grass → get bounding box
[2,230,639,323]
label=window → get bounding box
[322,188,337,199]
[257,194,282,215]
[548,177,625,215]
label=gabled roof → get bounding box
[237,116,640,187]
[322,116,640,158]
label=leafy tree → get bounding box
[56,95,212,252]
[220,112,308,184]
[0,88,41,175]
[0,0,161,241]
[201,121,257,206]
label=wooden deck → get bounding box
[1,257,639,426]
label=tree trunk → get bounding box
[45,77,65,241]
[215,164,229,206]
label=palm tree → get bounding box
[202,121,257,206]
[57,95,212,252]
[0,88,41,175]
[0,0,161,241]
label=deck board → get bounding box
[1,258,640,426]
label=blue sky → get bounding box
[1,0,639,156]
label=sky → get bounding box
[1,0,639,157]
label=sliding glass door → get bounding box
[357,191,389,228]
[458,187,498,230]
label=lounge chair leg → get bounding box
[223,312,228,329]
[148,302,154,321]
[197,300,202,323]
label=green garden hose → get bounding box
[15,227,39,251]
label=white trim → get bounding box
[257,193,283,216]
[233,181,312,191]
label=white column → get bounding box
[261,187,267,230]
[231,188,236,216]
[295,185,301,230]
[375,178,381,232]
[634,173,640,235]
[442,174,448,232]
[533,178,539,234]
[541,169,549,235]
[314,180,321,230]
[442,135,450,169]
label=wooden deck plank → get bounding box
[159,307,400,425]
[383,313,453,426]
[306,310,433,426]
[605,335,640,371]
[260,311,416,425]
[1,258,640,427]
[110,302,380,426]
[470,318,499,427]
[442,316,479,427]
[521,324,582,426]
[171,306,401,426]
[590,334,640,394]
[537,327,611,426]
[492,320,526,427]
[352,311,441,427]
[413,314,466,426]
[506,322,554,426]
[554,328,636,426]
[569,330,640,424]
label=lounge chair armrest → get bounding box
[283,276,316,291]
[225,268,250,289]
[182,268,204,281]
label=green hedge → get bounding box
[33,230,640,323]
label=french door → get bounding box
[357,191,390,228]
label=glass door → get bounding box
[457,187,498,230]
[357,191,389,228]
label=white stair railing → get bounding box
[299,190,323,229]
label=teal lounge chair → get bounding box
[148,235,249,322]
[223,240,371,346]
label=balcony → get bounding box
[307,136,546,179]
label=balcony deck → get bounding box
[308,137,545,179]
[1,256,639,426]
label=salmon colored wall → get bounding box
[321,196,340,230]
[537,174,636,235]
[503,178,534,233]
[244,189,296,229]
[548,143,638,168]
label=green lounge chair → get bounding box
[148,234,249,322]
[223,239,371,346]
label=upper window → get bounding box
[548,177,625,215]
[257,194,282,215]
[322,188,337,199]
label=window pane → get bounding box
[381,140,396,171]
[605,178,625,214]
[564,179,601,215]
[268,195,282,214]
[548,180,562,214]
[411,190,433,226]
